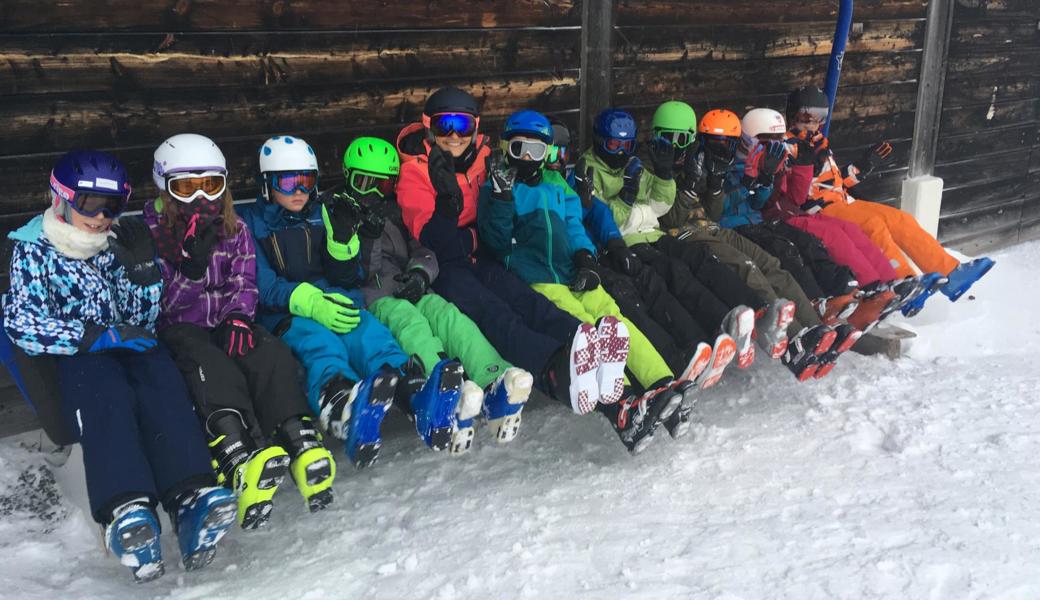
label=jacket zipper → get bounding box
[303,226,312,266]
[270,235,287,272]
[542,189,559,284]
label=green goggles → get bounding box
[655,128,696,149]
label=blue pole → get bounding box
[823,0,854,136]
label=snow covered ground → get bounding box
[1,241,1037,600]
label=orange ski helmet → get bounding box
[697,109,742,138]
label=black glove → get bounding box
[681,149,704,193]
[852,141,895,177]
[800,198,834,214]
[109,216,160,286]
[572,248,598,270]
[179,215,221,281]
[647,136,675,180]
[573,158,595,209]
[218,312,255,358]
[322,191,362,245]
[357,194,389,239]
[605,238,641,276]
[486,149,517,202]
[619,156,643,206]
[79,324,157,354]
[570,268,602,293]
[393,269,430,304]
[428,145,463,220]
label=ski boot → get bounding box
[602,381,682,454]
[411,358,463,451]
[663,380,698,440]
[814,292,860,326]
[782,325,837,382]
[595,317,629,405]
[206,410,290,530]
[941,257,995,302]
[171,486,237,571]
[812,324,863,379]
[104,499,164,583]
[451,380,484,455]
[847,289,897,332]
[695,333,736,390]
[755,298,796,359]
[900,272,949,317]
[276,415,336,512]
[320,370,397,469]
[546,322,601,414]
[677,342,712,384]
[482,367,534,444]
[721,305,756,369]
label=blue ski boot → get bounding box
[172,486,237,571]
[450,380,484,455]
[481,367,533,444]
[320,370,398,469]
[900,272,949,317]
[412,359,463,451]
[104,499,164,583]
[941,257,995,302]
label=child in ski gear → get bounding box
[238,135,466,464]
[479,109,687,454]
[656,105,864,378]
[2,150,235,582]
[395,87,638,450]
[339,135,533,452]
[145,134,332,530]
[771,86,994,310]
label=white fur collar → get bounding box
[41,207,110,259]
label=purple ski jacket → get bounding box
[143,198,259,329]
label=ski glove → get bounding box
[619,156,643,206]
[852,141,894,177]
[786,131,816,167]
[570,268,602,293]
[109,216,161,286]
[681,150,704,193]
[605,238,641,276]
[357,193,389,239]
[218,313,255,357]
[744,141,787,187]
[394,269,430,304]
[800,198,833,215]
[486,149,517,202]
[289,282,362,334]
[321,191,362,249]
[179,214,221,281]
[80,324,157,354]
[647,136,675,180]
[573,158,595,209]
[428,145,464,220]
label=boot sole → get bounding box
[943,261,994,302]
[184,496,236,571]
[238,451,290,530]
[292,447,336,512]
[679,342,712,383]
[696,335,736,390]
[347,373,397,469]
[725,306,756,369]
[423,361,463,452]
[118,523,165,583]
[569,323,602,413]
[596,317,629,406]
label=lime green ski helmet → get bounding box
[652,100,698,148]
[342,136,401,198]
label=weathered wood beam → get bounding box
[579,0,613,150]
[908,0,955,178]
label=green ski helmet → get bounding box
[652,100,698,149]
[342,136,401,198]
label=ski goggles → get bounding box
[793,106,829,125]
[656,129,696,149]
[267,170,318,196]
[348,170,397,198]
[702,134,738,159]
[547,144,568,164]
[425,112,479,137]
[601,136,635,155]
[166,171,227,203]
[50,172,130,218]
[506,138,549,162]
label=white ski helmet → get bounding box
[152,133,227,191]
[258,135,319,175]
[741,108,787,138]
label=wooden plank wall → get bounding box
[0,0,581,240]
[934,0,1040,254]
[613,0,929,208]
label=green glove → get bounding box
[289,282,361,334]
[321,201,361,261]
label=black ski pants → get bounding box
[736,223,856,298]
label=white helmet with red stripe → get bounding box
[741,108,787,138]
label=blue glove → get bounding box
[80,324,158,354]
[619,156,643,206]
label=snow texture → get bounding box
[1,241,1038,599]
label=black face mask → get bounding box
[453,142,478,173]
[593,144,630,170]
[508,157,543,185]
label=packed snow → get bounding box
[1,241,1037,600]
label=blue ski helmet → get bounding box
[503,110,553,143]
[593,109,637,141]
[49,149,131,221]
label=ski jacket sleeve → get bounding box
[583,198,623,249]
[4,242,86,356]
[251,228,299,312]
[562,184,597,255]
[476,184,516,260]
[640,170,677,217]
[110,257,162,330]
[213,223,259,322]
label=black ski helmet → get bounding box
[786,86,829,123]
[423,86,480,117]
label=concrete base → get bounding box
[901,175,944,238]
[852,325,917,360]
